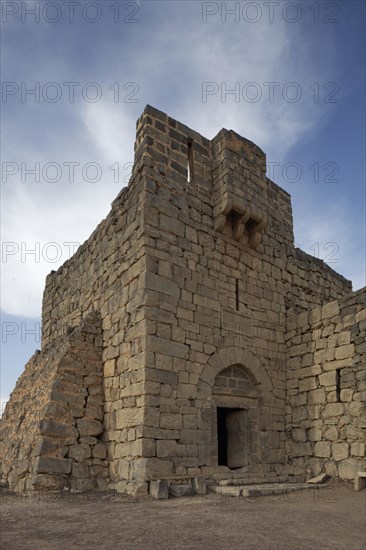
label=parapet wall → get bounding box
[285,288,366,480]
[286,248,352,313]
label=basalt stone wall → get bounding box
[39,146,151,492]
[0,312,108,492]
[285,248,352,312]
[0,105,359,495]
[117,106,355,485]
[130,107,291,482]
[41,167,146,351]
[285,288,366,480]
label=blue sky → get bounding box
[1,0,365,410]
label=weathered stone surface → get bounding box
[146,336,189,359]
[308,428,322,442]
[308,389,326,404]
[31,437,61,457]
[324,426,338,441]
[143,272,180,299]
[350,442,365,457]
[354,471,366,491]
[16,459,29,478]
[160,413,182,430]
[156,440,177,458]
[72,462,89,478]
[150,479,169,499]
[306,473,329,484]
[335,345,354,360]
[39,420,78,439]
[68,444,91,462]
[28,473,66,491]
[35,457,72,475]
[292,442,313,457]
[324,460,338,477]
[292,428,307,443]
[332,442,349,462]
[117,408,143,429]
[169,484,194,497]
[193,477,207,495]
[338,458,365,480]
[348,402,365,417]
[318,371,337,387]
[0,313,105,492]
[322,301,339,319]
[77,419,103,437]
[131,482,149,497]
[299,378,317,392]
[0,106,363,498]
[104,359,116,378]
[72,478,96,491]
[131,458,173,480]
[92,443,107,460]
[314,442,331,458]
[323,403,344,418]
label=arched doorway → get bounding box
[213,365,260,469]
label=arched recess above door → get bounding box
[213,365,258,399]
[197,346,273,403]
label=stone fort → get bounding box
[1,105,365,497]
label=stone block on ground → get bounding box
[306,473,329,484]
[150,479,169,499]
[169,484,194,497]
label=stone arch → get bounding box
[197,346,273,404]
[213,364,258,399]
[197,347,275,470]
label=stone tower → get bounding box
[1,106,364,496]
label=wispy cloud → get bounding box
[1,1,363,319]
[81,101,136,163]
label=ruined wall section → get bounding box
[1,350,52,491]
[285,288,366,480]
[0,312,108,492]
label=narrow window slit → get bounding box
[187,138,194,183]
[335,368,341,402]
[235,279,240,311]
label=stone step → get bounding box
[218,476,288,486]
[208,482,330,498]
[354,471,366,491]
[211,471,270,481]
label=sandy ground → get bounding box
[1,481,365,550]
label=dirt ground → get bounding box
[1,481,365,550]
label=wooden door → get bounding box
[226,409,249,468]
